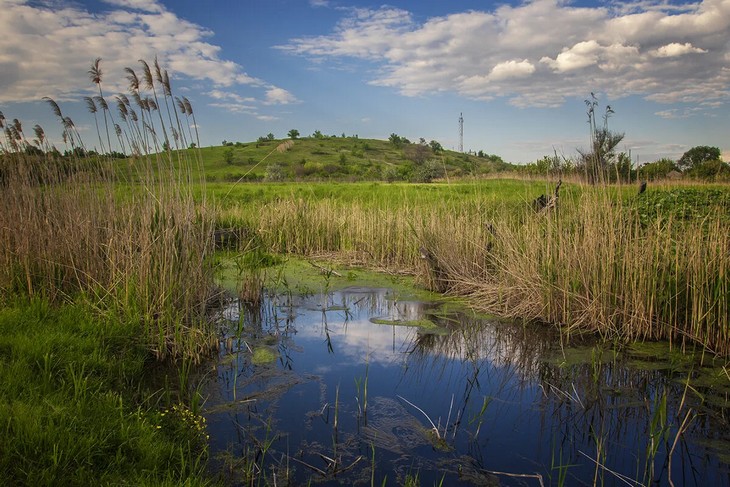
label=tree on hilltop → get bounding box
[389,133,403,148]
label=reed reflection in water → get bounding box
[202,287,730,486]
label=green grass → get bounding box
[210,179,576,234]
[213,178,558,205]
[117,137,512,183]
[0,57,222,486]
[0,298,215,486]
[634,186,730,224]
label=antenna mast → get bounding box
[458,112,464,153]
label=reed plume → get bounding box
[88,58,113,153]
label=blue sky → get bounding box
[1,0,728,163]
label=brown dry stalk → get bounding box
[224,185,728,354]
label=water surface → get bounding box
[203,287,730,486]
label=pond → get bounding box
[201,285,730,486]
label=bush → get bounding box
[265,163,286,182]
[383,166,399,183]
[688,160,730,181]
[223,148,234,165]
[411,159,443,183]
[638,158,678,180]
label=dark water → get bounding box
[202,287,730,486]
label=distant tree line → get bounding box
[517,95,728,182]
[519,145,728,182]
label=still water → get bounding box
[202,286,730,486]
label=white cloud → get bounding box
[541,40,602,72]
[209,102,256,114]
[309,0,329,7]
[101,0,162,13]
[279,0,730,108]
[264,87,299,105]
[206,89,255,104]
[651,42,708,57]
[0,1,272,103]
[654,107,704,118]
[277,7,414,59]
[489,60,536,80]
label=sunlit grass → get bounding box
[0,299,214,486]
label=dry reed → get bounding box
[0,59,215,362]
[223,184,729,354]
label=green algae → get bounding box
[215,252,449,302]
[544,344,618,368]
[369,317,447,334]
[252,347,278,365]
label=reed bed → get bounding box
[224,184,729,354]
[0,154,215,362]
[0,59,216,362]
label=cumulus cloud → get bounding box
[278,0,730,108]
[651,42,708,57]
[489,60,536,80]
[0,0,276,105]
[541,40,602,72]
[264,87,299,105]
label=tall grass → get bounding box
[223,181,729,354]
[0,59,215,361]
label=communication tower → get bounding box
[458,112,464,153]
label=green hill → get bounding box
[182,136,513,182]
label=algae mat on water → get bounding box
[215,252,449,302]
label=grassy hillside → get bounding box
[168,136,513,182]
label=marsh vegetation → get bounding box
[1,59,217,485]
[217,179,729,356]
[1,57,729,485]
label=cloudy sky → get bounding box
[1,0,728,163]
